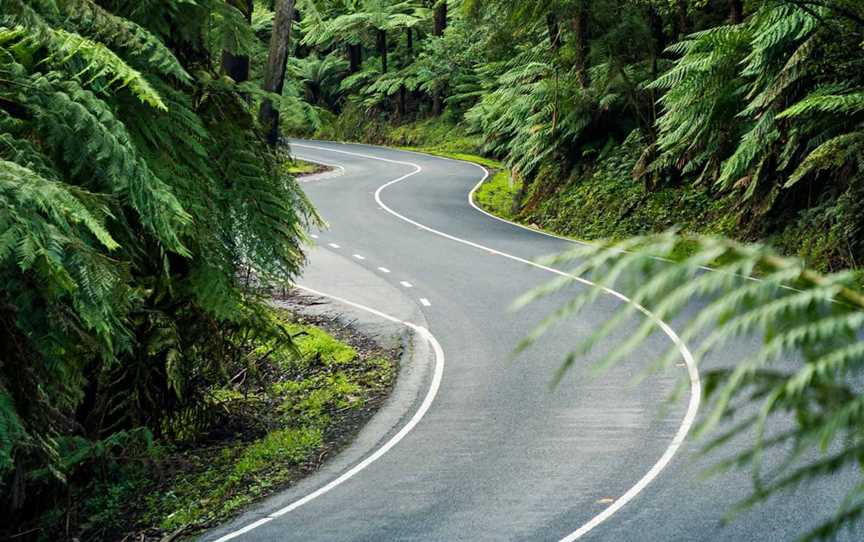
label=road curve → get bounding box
[201,141,857,542]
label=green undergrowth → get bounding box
[313,111,860,274]
[472,132,861,275]
[519,134,739,242]
[73,308,396,541]
[284,158,322,175]
[473,170,521,220]
[312,104,482,154]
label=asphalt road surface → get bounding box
[201,141,859,542]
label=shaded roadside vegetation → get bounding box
[285,0,864,276]
[72,303,396,541]
[0,1,335,540]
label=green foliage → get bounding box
[0,1,319,537]
[304,0,864,269]
[301,0,428,48]
[287,322,359,366]
[77,315,395,539]
[473,170,519,220]
[518,233,864,538]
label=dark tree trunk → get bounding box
[399,85,407,116]
[293,8,308,58]
[646,5,666,134]
[675,0,689,37]
[648,5,665,80]
[399,27,413,117]
[432,2,447,114]
[222,0,253,82]
[547,12,561,52]
[348,43,362,73]
[433,1,447,36]
[572,1,590,88]
[729,0,744,23]
[260,0,296,146]
[377,29,388,73]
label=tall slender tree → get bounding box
[377,28,389,72]
[261,0,298,145]
[729,0,744,22]
[432,0,448,114]
[434,0,447,35]
[572,0,590,88]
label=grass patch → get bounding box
[284,159,320,175]
[147,427,323,533]
[284,157,332,177]
[75,305,397,541]
[473,170,520,220]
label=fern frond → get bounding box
[521,233,864,536]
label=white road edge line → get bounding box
[292,142,702,542]
[299,139,755,281]
[327,243,340,249]
[212,284,444,542]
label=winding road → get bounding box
[201,141,858,541]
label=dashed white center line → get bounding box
[419,298,431,307]
[377,267,391,273]
[399,281,413,288]
[353,254,365,260]
[310,234,319,239]
[328,243,341,249]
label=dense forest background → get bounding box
[289,0,864,274]
[3,0,864,540]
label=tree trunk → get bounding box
[399,85,407,117]
[648,5,665,80]
[675,0,689,37]
[399,28,413,117]
[348,43,362,73]
[293,8,308,58]
[547,12,561,52]
[260,0,296,146]
[222,0,253,82]
[377,29,388,73]
[647,5,665,134]
[572,1,590,88]
[432,2,447,114]
[729,0,744,23]
[434,1,447,36]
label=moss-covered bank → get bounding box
[67,300,397,541]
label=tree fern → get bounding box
[519,232,864,538]
[1,2,315,532]
[46,28,167,109]
[20,73,190,252]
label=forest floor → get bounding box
[78,291,399,542]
